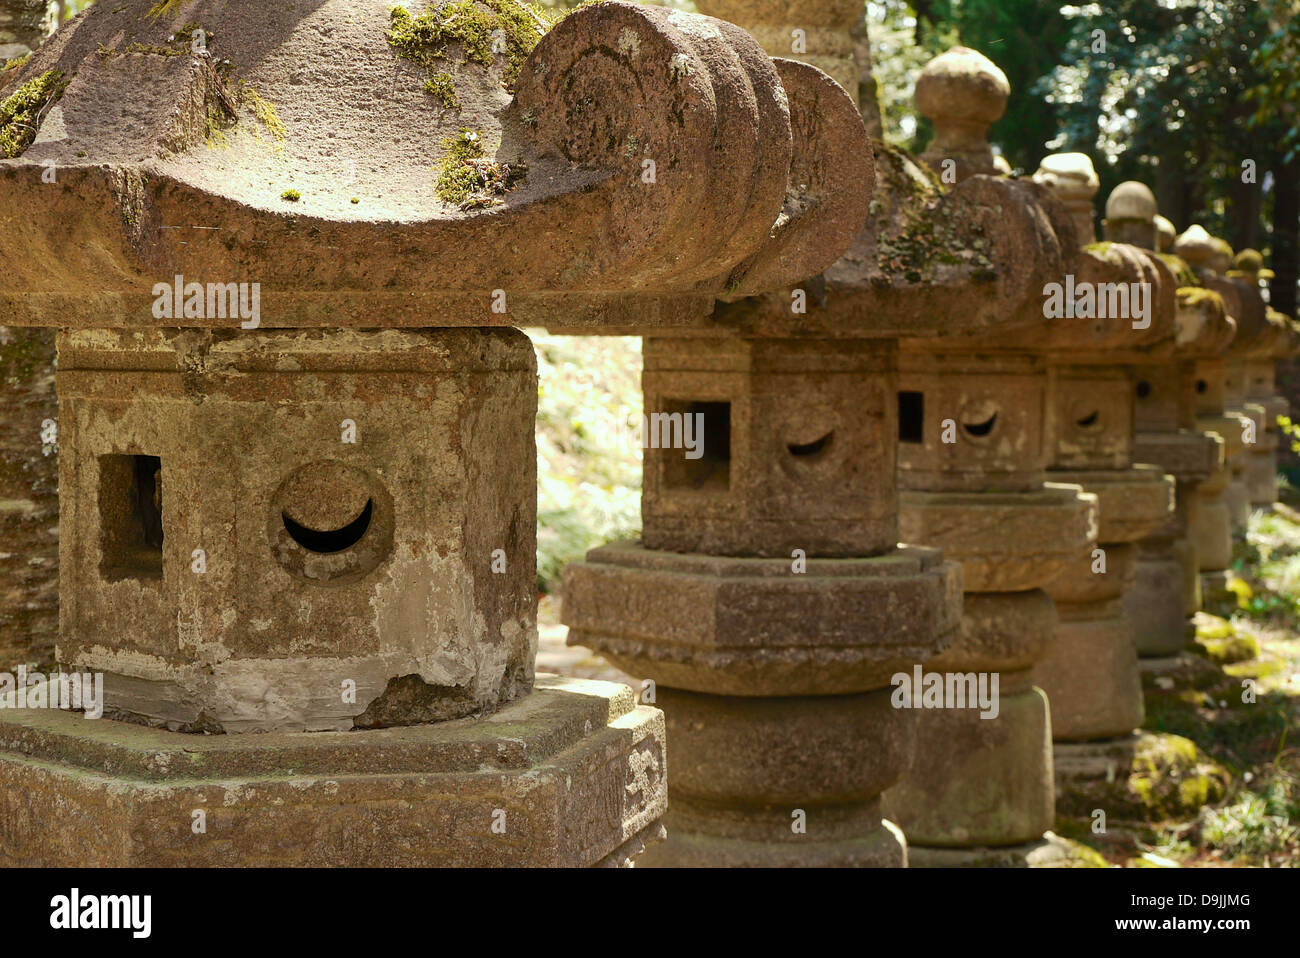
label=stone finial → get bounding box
[1101,180,1157,248]
[915,46,1010,182]
[1154,214,1177,251]
[1228,248,1275,283]
[1032,151,1100,244]
[1173,225,1234,279]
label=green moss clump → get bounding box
[387,0,555,102]
[424,71,460,110]
[1158,252,1200,288]
[0,70,69,159]
[236,82,286,146]
[351,196,360,204]
[281,189,301,202]
[146,0,185,21]
[1194,631,1261,665]
[2,54,32,73]
[434,128,527,208]
[1177,286,1223,309]
[1235,248,1264,272]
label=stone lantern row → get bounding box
[1,0,1292,868]
[564,26,1295,867]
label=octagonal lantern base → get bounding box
[0,675,665,867]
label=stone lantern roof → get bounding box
[0,0,870,329]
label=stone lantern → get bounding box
[1128,288,1233,657]
[0,0,869,865]
[1031,233,1178,744]
[563,35,1076,864]
[862,103,1093,864]
[1175,227,1262,539]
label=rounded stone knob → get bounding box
[1101,180,1157,248]
[1104,181,1157,222]
[1032,152,1099,244]
[915,46,1009,182]
[1173,224,1233,276]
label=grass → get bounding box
[1067,500,1300,867]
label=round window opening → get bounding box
[268,461,394,584]
[959,399,999,439]
[1136,380,1152,399]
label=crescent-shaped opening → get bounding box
[1075,411,1100,428]
[961,413,997,438]
[283,499,374,554]
[787,432,833,457]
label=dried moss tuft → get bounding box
[434,127,527,208]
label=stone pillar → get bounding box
[1033,153,1100,246]
[1128,293,1232,657]
[914,46,1009,182]
[1103,181,1160,250]
[888,347,1094,865]
[1032,244,1177,747]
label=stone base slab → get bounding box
[905,831,1095,868]
[1138,652,1224,691]
[0,675,666,866]
[637,811,907,867]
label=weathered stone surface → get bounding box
[0,327,58,668]
[1034,601,1144,741]
[562,542,960,696]
[1102,181,1158,249]
[899,486,1096,592]
[641,336,897,557]
[57,327,538,732]
[0,674,666,866]
[883,683,1052,847]
[897,351,1049,493]
[1047,465,1175,545]
[636,685,910,867]
[1032,152,1099,245]
[0,1,869,330]
[1053,732,1229,821]
[914,46,1008,182]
